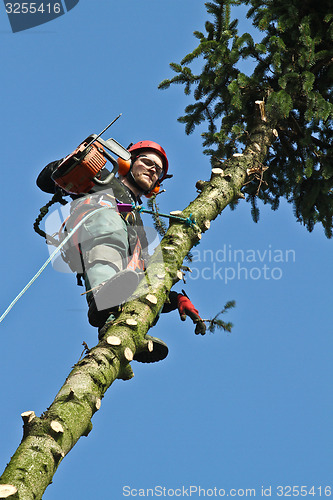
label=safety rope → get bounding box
[134,205,197,228]
[0,206,109,324]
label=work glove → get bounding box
[176,292,206,336]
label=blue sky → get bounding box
[0,1,332,499]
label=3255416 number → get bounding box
[276,486,332,496]
[5,3,62,14]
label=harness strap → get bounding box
[61,197,145,272]
[127,238,144,272]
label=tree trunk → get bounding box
[0,105,276,500]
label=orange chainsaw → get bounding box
[51,114,131,195]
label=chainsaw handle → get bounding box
[93,150,118,185]
[93,171,115,185]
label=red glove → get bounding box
[177,293,206,335]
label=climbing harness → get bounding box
[1,196,198,324]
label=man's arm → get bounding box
[162,290,206,335]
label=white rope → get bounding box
[0,206,109,324]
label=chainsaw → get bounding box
[51,114,131,195]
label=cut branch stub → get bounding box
[247,166,268,176]
[203,220,211,231]
[195,180,207,192]
[106,336,122,346]
[255,100,267,122]
[211,168,224,175]
[145,294,158,305]
[125,318,137,327]
[124,348,134,362]
[0,485,18,499]
[50,421,64,434]
[21,411,36,425]
[95,399,101,411]
[66,389,78,402]
[51,449,65,464]
[176,270,184,281]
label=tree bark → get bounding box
[0,107,276,500]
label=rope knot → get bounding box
[184,214,196,227]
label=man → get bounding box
[37,140,206,362]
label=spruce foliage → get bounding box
[205,300,236,333]
[147,195,168,237]
[159,0,333,236]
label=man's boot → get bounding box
[133,335,169,363]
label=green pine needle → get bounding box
[204,300,236,333]
[147,196,168,237]
[159,0,333,238]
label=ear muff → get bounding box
[117,157,132,176]
[145,183,160,198]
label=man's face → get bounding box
[131,151,164,192]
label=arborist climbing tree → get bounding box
[35,137,207,361]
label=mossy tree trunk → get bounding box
[0,105,276,500]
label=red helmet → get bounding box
[117,140,169,197]
[128,140,169,181]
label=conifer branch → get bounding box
[202,300,236,333]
